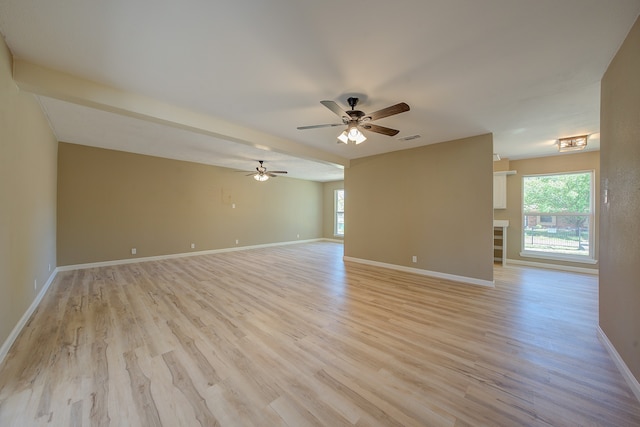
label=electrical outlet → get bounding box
[297,234,300,239]
[48,263,51,272]
[34,279,37,290]
[131,248,137,255]
[412,256,417,263]
[191,243,195,249]
[232,203,236,209]
[235,239,239,245]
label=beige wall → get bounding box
[345,133,494,282]
[494,151,600,270]
[322,181,344,240]
[57,143,323,265]
[0,39,58,346]
[600,16,640,382]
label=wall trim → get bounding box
[519,251,598,265]
[597,326,640,402]
[506,258,598,275]
[343,256,495,288]
[57,238,330,271]
[0,269,58,366]
[327,238,344,243]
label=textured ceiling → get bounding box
[1,0,639,181]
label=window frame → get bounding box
[520,170,596,264]
[334,189,344,237]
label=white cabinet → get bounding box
[493,173,507,209]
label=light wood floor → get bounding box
[1,242,639,426]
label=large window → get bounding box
[522,171,594,262]
[335,189,344,236]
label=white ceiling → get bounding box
[1,1,639,181]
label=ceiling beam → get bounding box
[12,59,349,168]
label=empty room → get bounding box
[1,1,640,426]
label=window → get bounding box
[538,215,556,226]
[335,189,344,236]
[521,171,595,262]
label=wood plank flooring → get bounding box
[0,241,639,426]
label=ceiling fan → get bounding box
[245,160,287,181]
[297,97,410,144]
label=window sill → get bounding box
[520,251,597,265]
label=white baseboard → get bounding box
[0,268,59,365]
[506,258,598,275]
[597,326,640,402]
[57,238,332,271]
[324,238,344,243]
[343,256,495,287]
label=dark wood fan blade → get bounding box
[297,123,343,130]
[269,171,287,174]
[361,123,400,136]
[366,102,410,121]
[320,100,350,119]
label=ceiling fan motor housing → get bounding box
[345,97,367,121]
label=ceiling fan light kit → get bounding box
[338,127,367,144]
[298,96,410,145]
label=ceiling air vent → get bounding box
[397,134,421,141]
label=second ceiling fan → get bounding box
[297,97,410,144]
[245,160,287,182]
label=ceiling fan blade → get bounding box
[269,171,288,174]
[320,100,350,119]
[297,123,343,130]
[366,102,410,121]
[245,173,257,176]
[361,123,400,136]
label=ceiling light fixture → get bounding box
[254,173,269,181]
[337,125,367,144]
[557,135,588,152]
